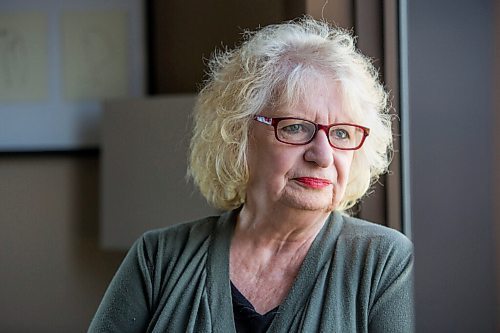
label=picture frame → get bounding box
[0,0,145,151]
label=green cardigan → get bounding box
[89,210,414,332]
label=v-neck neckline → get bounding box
[230,281,280,316]
[206,209,344,333]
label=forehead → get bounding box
[271,78,353,123]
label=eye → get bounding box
[331,128,350,140]
[276,119,315,143]
[281,123,306,134]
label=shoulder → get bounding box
[331,213,413,276]
[337,214,413,255]
[333,214,414,300]
[130,214,221,262]
[142,214,220,244]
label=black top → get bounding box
[231,282,279,333]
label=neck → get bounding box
[234,202,330,252]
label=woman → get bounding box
[89,18,413,332]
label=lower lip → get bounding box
[294,177,332,189]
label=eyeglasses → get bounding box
[254,116,370,150]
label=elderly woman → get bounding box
[89,18,413,332]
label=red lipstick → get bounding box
[294,177,332,189]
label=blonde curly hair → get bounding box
[189,17,393,212]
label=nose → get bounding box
[304,128,334,168]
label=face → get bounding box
[245,79,355,213]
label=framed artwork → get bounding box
[0,0,145,151]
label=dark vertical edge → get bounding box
[145,0,156,95]
[352,0,357,35]
[353,0,388,226]
[379,0,386,81]
[382,0,403,232]
[397,0,412,239]
[378,0,389,227]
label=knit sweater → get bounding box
[88,209,414,332]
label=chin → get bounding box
[280,192,335,212]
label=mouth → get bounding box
[294,177,332,189]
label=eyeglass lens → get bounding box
[276,118,364,149]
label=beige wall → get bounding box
[0,155,124,331]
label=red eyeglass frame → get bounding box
[253,115,370,150]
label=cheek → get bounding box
[331,155,353,207]
[335,153,354,186]
[248,144,291,184]
[264,151,296,184]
